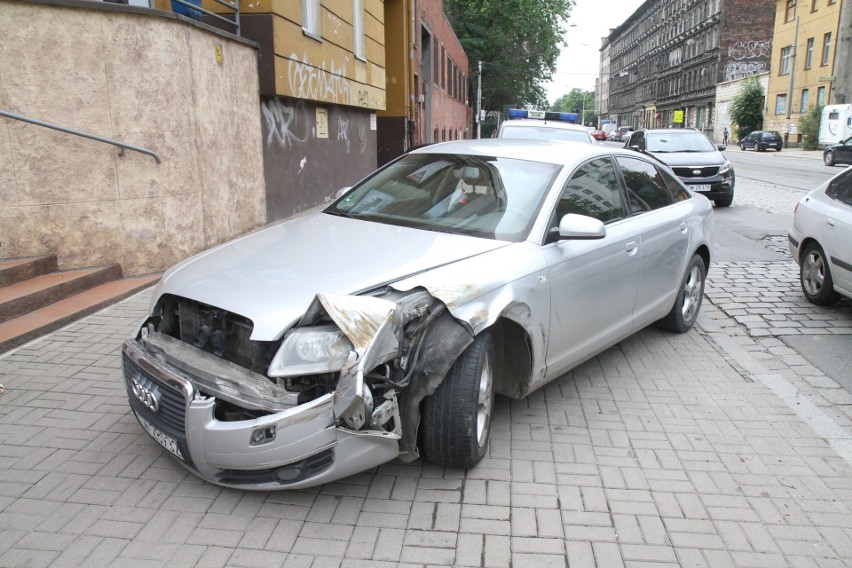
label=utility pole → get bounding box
[785,16,799,148]
[476,60,482,139]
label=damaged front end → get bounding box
[121,288,473,490]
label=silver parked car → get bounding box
[122,139,714,490]
[788,166,852,304]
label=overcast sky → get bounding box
[542,0,647,104]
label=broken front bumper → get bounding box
[122,338,399,490]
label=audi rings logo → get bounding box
[131,376,159,412]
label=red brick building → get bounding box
[378,0,471,165]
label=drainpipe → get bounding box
[784,16,799,148]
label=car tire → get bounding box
[656,254,706,333]
[800,242,840,306]
[421,332,494,468]
[740,143,746,151]
[824,151,835,166]
[714,195,733,207]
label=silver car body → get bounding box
[122,139,714,490]
[788,166,852,301]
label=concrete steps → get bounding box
[0,256,160,353]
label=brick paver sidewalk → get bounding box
[1,289,851,567]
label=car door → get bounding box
[614,156,693,329]
[743,132,757,149]
[837,137,852,164]
[541,157,642,378]
[824,170,852,294]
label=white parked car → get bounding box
[498,109,595,144]
[123,139,714,490]
[788,167,852,304]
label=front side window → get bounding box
[328,154,561,241]
[616,156,674,213]
[555,158,625,224]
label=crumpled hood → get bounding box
[154,212,510,340]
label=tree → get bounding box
[445,0,573,112]
[798,104,823,150]
[728,75,764,142]
[550,88,595,125]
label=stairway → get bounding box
[0,255,160,353]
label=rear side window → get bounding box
[616,156,674,213]
[555,158,626,224]
[826,170,852,206]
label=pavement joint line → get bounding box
[700,304,852,468]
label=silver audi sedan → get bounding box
[122,139,714,490]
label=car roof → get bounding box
[408,138,632,165]
[500,119,589,131]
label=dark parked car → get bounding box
[823,136,852,166]
[624,128,735,207]
[739,130,783,152]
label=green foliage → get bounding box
[445,0,574,111]
[799,104,823,150]
[550,88,596,125]
[729,76,765,141]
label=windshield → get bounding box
[326,153,561,241]
[646,132,716,153]
[500,125,591,143]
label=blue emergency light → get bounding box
[506,108,580,123]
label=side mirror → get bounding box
[717,144,726,151]
[557,213,606,240]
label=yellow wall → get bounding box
[766,0,841,133]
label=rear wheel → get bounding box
[800,242,840,305]
[421,332,494,468]
[824,151,836,166]
[656,254,706,333]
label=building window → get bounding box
[441,46,446,89]
[817,86,826,106]
[433,40,439,85]
[811,0,818,11]
[775,94,787,115]
[780,46,792,75]
[301,0,321,38]
[805,38,814,69]
[785,0,796,22]
[821,32,832,66]
[353,0,365,60]
[800,89,809,113]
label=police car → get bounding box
[497,109,596,144]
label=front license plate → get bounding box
[690,184,711,191]
[137,413,184,460]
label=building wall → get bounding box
[765,0,842,142]
[241,1,386,219]
[714,72,770,143]
[0,0,266,275]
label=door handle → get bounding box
[625,241,638,255]
[826,218,836,229]
[680,222,687,233]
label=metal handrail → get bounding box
[0,109,161,165]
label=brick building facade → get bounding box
[602,0,775,136]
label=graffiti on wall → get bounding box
[337,116,350,153]
[261,98,311,149]
[724,40,771,81]
[288,53,351,106]
[724,62,768,82]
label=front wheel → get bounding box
[714,195,733,208]
[421,332,494,468]
[800,242,840,305]
[824,151,836,166]
[656,254,706,333]
[740,143,746,151]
